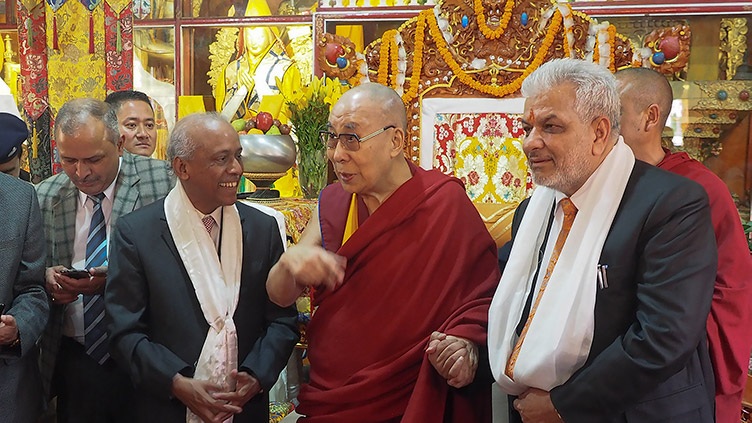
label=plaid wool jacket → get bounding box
[35,151,174,401]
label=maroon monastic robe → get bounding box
[659,149,752,423]
[297,162,500,422]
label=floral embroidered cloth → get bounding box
[434,112,532,204]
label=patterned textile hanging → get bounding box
[46,0,106,113]
[45,0,65,50]
[104,0,134,91]
[80,0,104,53]
[17,0,53,178]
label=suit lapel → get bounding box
[52,181,78,267]
[112,152,141,223]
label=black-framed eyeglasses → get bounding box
[319,125,396,152]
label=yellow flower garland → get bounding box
[427,7,562,98]
[593,34,599,63]
[402,13,426,104]
[475,0,515,40]
[377,31,393,86]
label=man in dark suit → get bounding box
[105,112,298,422]
[488,58,717,423]
[36,98,174,422]
[617,67,752,423]
[0,172,49,422]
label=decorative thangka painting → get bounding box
[421,98,532,205]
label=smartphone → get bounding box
[60,269,91,279]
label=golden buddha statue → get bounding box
[213,6,294,119]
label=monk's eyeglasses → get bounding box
[319,125,396,152]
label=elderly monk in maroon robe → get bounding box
[267,82,500,422]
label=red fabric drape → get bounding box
[298,163,500,422]
[659,149,752,423]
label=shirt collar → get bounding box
[76,157,122,206]
[198,206,223,226]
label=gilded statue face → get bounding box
[243,27,274,57]
[482,0,506,28]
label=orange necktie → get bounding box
[505,197,578,379]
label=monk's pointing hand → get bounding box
[281,245,346,291]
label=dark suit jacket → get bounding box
[501,161,717,423]
[35,151,174,399]
[0,174,49,422]
[105,199,299,422]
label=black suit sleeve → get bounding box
[239,217,299,391]
[550,184,717,421]
[106,217,192,400]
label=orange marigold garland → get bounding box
[607,24,617,72]
[402,13,426,104]
[593,36,599,63]
[377,31,393,86]
[427,7,562,97]
[475,0,515,40]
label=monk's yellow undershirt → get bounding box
[341,193,358,246]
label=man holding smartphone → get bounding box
[35,98,173,422]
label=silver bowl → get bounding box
[239,134,297,174]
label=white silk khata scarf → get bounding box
[488,137,634,395]
[164,182,243,423]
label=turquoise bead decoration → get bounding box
[716,90,728,101]
[521,12,528,26]
[462,15,469,28]
[652,51,665,65]
[336,57,348,69]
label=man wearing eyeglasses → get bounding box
[267,83,500,422]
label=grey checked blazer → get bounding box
[0,173,49,422]
[35,151,174,400]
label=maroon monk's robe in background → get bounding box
[296,162,500,423]
[659,149,752,423]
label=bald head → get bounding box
[337,83,408,132]
[616,68,672,129]
[327,83,412,212]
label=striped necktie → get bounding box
[83,193,109,365]
[505,197,578,378]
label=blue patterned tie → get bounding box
[83,193,109,364]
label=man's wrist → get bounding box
[1,332,21,352]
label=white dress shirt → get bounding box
[62,166,120,342]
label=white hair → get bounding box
[521,59,620,136]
